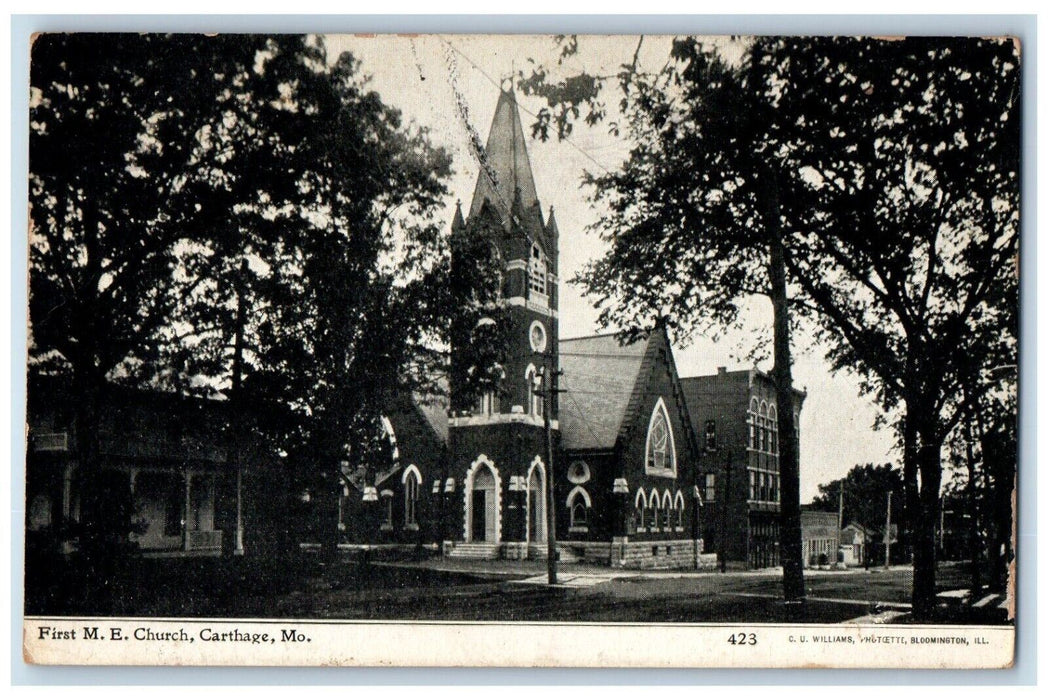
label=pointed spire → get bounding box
[451,200,465,233]
[545,206,559,238]
[468,88,541,226]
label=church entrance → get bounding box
[469,465,497,542]
[526,462,546,544]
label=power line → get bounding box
[438,37,612,175]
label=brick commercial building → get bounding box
[680,369,805,569]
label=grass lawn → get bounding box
[25,552,1009,624]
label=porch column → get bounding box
[61,464,74,526]
[235,465,243,554]
[183,469,192,551]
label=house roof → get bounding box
[558,332,650,451]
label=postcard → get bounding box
[23,32,1018,668]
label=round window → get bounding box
[529,320,547,352]
[567,461,591,484]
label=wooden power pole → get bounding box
[884,490,892,570]
[537,362,562,585]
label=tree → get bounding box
[29,35,470,564]
[776,36,1019,616]
[520,35,1019,618]
[29,34,271,553]
[520,35,814,604]
[811,463,905,563]
[214,39,455,558]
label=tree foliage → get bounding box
[28,34,468,558]
[519,35,1020,617]
[774,36,1020,615]
[810,463,904,535]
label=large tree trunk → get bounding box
[901,411,919,564]
[222,259,248,559]
[72,370,107,545]
[319,468,341,562]
[911,426,944,619]
[765,172,805,605]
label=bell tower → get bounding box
[443,88,560,559]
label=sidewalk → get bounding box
[377,556,913,583]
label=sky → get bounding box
[325,34,899,502]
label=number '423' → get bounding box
[728,632,757,645]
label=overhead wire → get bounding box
[438,37,613,176]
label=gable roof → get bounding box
[558,326,701,461]
[558,333,649,451]
[415,395,449,446]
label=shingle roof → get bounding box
[415,396,449,446]
[558,333,649,451]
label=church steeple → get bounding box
[468,88,541,226]
[451,200,466,234]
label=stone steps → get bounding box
[446,542,501,560]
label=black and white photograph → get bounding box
[21,31,1020,667]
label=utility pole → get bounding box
[837,483,845,568]
[837,483,845,533]
[884,491,892,570]
[719,449,732,574]
[536,360,562,585]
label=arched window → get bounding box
[768,404,778,454]
[381,489,394,528]
[674,491,686,529]
[648,488,660,530]
[749,398,759,450]
[567,486,591,531]
[645,398,677,476]
[571,501,587,528]
[634,490,647,532]
[529,243,547,296]
[525,365,544,418]
[403,465,421,527]
[661,491,672,529]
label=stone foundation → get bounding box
[446,538,717,570]
[608,538,715,570]
[501,541,529,560]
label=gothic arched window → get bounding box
[645,398,677,476]
[403,466,421,527]
[528,243,547,296]
[768,404,778,454]
[634,490,647,532]
[525,365,544,418]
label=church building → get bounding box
[347,88,713,569]
[335,88,802,570]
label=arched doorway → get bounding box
[526,458,546,544]
[468,463,498,542]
